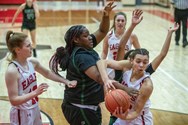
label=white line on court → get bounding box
[158,67,188,92]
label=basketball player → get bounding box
[98,9,179,125]
[49,2,141,125]
[5,30,77,125]
[114,15,180,80]
[98,48,153,124]
[12,0,39,57]
[101,11,140,79]
[49,2,115,125]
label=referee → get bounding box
[171,0,188,48]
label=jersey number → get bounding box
[29,85,39,105]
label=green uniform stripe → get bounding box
[72,47,86,104]
[80,109,91,125]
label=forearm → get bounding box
[125,111,139,120]
[117,24,136,60]
[101,52,107,59]
[96,60,109,82]
[12,5,23,25]
[9,91,37,106]
[44,71,69,85]
[160,31,173,57]
[112,82,130,92]
[12,13,19,25]
[35,10,40,19]
[34,7,40,18]
[99,12,110,34]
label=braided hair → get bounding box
[49,25,86,75]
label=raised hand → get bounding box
[103,1,116,16]
[132,9,143,26]
[168,22,179,32]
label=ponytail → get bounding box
[49,46,69,75]
[5,30,27,60]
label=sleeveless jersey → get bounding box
[22,4,36,23]
[121,69,151,110]
[114,70,153,125]
[107,30,132,60]
[106,30,132,79]
[12,60,38,110]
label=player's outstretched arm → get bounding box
[150,23,179,71]
[117,9,143,60]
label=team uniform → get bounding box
[10,60,42,125]
[22,4,36,31]
[107,30,132,79]
[110,64,155,125]
[113,69,153,125]
[62,34,104,125]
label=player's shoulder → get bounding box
[6,63,19,76]
[142,77,153,89]
[20,3,26,9]
[108,30,113,37]
[28,57,39,67]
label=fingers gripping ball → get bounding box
[105,89,130,113]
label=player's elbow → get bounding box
[9,98,20,106]
[95,73,103,85]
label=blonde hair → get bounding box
[6,30,28,61]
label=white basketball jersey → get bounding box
[121,69,151,109]
[107,30,132,79]
[12,60,38,110]
[107,30,132,60]
[113,70,153,125]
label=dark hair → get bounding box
[124,49,134,60]
[115,48,149,81]
[6,30,28,60]
[111,12,127,30]
[131,48,149,59]
[49,25,86,74]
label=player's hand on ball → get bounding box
[112,107,129,120]
[104,79,116,90]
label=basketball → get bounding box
[105,89,130,113]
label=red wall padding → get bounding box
[0,0,24,5]
[0,9,22,23]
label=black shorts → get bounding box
[21,21,36,31]
[62,102,102,125]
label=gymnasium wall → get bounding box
[0,0,24,4]
[0,0,169,7]
[0,0,121,5]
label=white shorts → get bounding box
[113,110,153,125]
[10,106,42,125]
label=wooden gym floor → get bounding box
[0,1,188,125]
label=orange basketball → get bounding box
[105,89,130,113]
